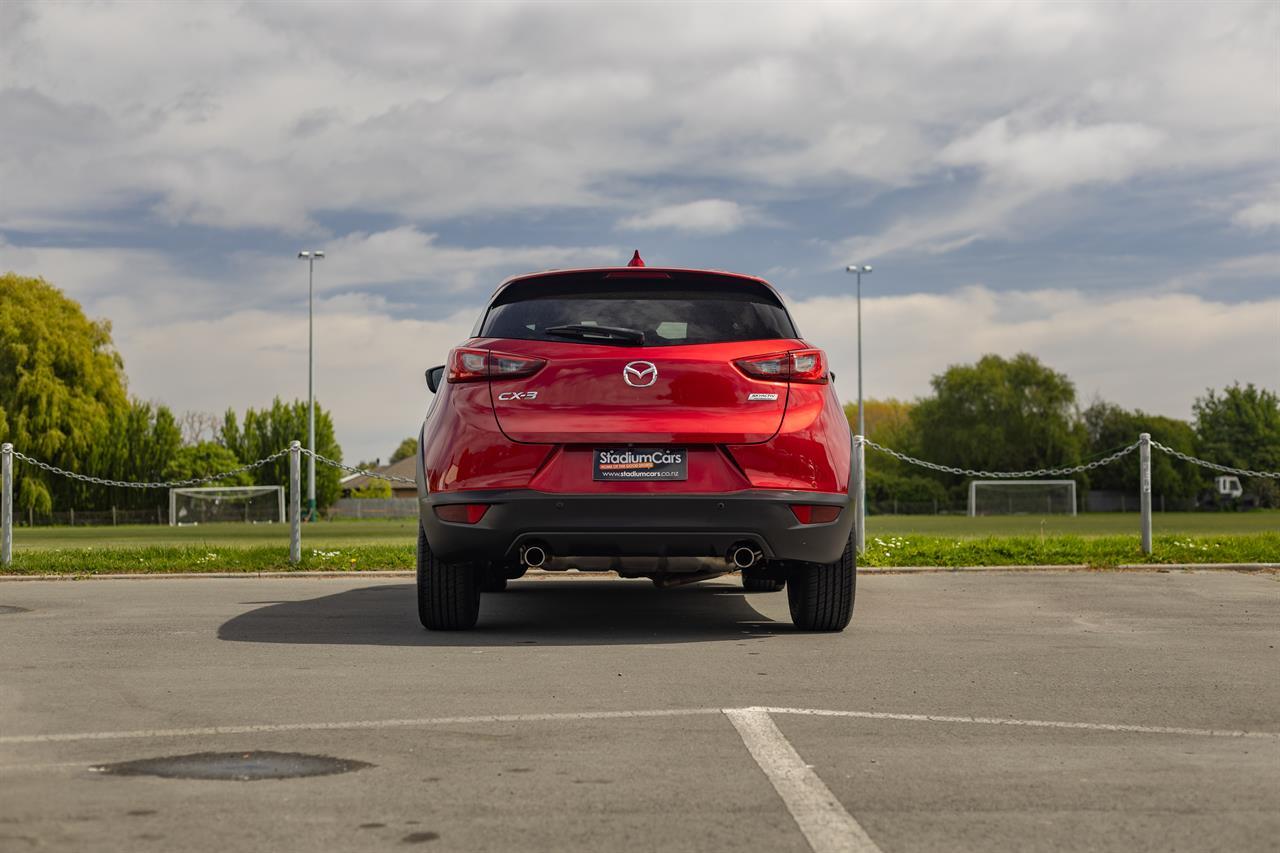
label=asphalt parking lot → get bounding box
[1,570,1277,853]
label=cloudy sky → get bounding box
[2,0,1277,464]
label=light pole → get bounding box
[844,264,872,438]
[298,250,325,521]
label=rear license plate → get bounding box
[593,448,688,481]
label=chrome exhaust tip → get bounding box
[730,545,762,570]
[521,545,548,569]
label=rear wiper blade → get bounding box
[545,324,646,345]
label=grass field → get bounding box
[3,512,1276,574]
[11,511,1278,550]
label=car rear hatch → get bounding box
[476,270,806,445]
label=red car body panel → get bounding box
[420,382,553,493]
[485,337,794,445]
[726,382,852,493]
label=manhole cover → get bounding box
[92,751,372,781]
[0,606,29,615]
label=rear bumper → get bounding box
[419,489,852,565]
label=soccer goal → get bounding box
[968,480,1077,517]
[169,486,286,526]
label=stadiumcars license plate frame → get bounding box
[593,447,688,482]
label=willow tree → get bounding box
[0,273,129,512]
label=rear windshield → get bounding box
[480,275,797,346]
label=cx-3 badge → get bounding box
[623,361,658,388]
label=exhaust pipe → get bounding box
[730,544,763,569]
[521,544,548,569]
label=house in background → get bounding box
[338,456,417,500]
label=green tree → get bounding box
[912,354,1087,493]
[1193,383,1280,507]
[1082,401,1202,504]
[0,273,129,512]
[165,442,253,487]
[389,436,419,464]
[844,398,946,509]
[88,400,184,510]
[349,479,392,499]
[221,398,343,509]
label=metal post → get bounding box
[856,272,863,438]
[299,250,324,522]
[289,440,302,564]
[854,435,866,554]
[844,264,872,437]
[2,443,12,567]
[1139,432,1152,555]
[307,258,316,522]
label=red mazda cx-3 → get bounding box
[415,254,855,631]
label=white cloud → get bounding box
[618,200,750,235]
[1,1,1274,240]
[939,118,1164,191]
[0,229,623,324]
[123,295,477,466]
[790,286,1280,423]
[246,227,622,296]
[1233,199,1280,231]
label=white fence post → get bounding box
[1139,432,1152,555]
[2,443,12,568]
[854,435,866,555]
[289,441,302,565]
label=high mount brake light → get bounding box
[733,349,829,384]
[448,349,546,383]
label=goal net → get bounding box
[968,480,1077,516]
[169,486,286,526]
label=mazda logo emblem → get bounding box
[623,361,658,388]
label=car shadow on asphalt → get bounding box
[217,579,793,647]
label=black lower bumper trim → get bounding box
[419,489,853,565]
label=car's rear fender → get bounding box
[725,383,851,493]
[420,379,552,494]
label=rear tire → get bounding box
[417,523,480,630]
[786,532,855,632]
[741,567,785,592]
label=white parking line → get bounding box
[725,707,882,853]
[760,707,1280,740]
[4,704,1275,748]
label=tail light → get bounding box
[448,349,546,383]
[734,349,829,384]
[790,504,842,524]
[435,504,490,524]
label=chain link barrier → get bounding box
[9,448,292,489]
[860,438,1141,479]
[8,440,1276,491]
[9,447,419,487]
[301,449,417,484]
[860,437,1280,480]
[1148,440,1280,479]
